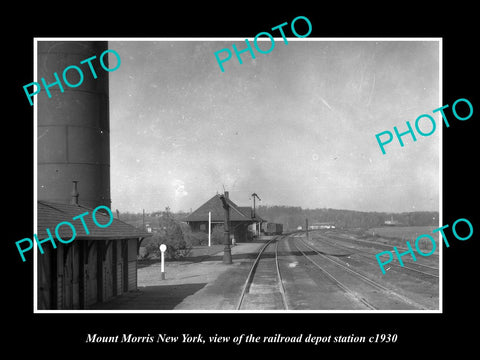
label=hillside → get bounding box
[255,205,438,230]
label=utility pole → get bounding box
[305,218,309,240]
[208,211,212,247]
[251,192,261,236]
[219,191,232,264]
[251,192,261,218]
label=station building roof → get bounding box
[185,194,263,223]
[37,201,150,240]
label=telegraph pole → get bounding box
[305,218,309,240]
[208,211,212,247]
[251,193,261,236]
[220,191,232,264]
[251,193,261,218]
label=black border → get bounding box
[6,5,478,355]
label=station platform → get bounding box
[91,240,266,311]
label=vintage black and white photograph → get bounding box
[35,38,441,312]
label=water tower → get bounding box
[37,41,111,208]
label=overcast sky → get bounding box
[108,39,440,214]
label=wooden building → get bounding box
[185,192,262,242]
[37,201,150,310]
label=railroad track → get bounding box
[236,236,288,310]
[315,233,439,278]
[326,232,440,260]
[291,237,426,310]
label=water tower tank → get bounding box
[37,41,111,209]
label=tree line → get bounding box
[118,208,221,260]
[255,205,439,230]
[118,206,439,232]
[118,206,438,260]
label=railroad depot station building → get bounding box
[185,192,263,242]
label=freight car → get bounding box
[261,222,283,235]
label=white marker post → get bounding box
[159,244,167,280]
[208,211,211,247]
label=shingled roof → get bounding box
[238,206,264,222]
[185,194,263,223]
[37,201,150,240]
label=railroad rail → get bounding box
[292,237,426,310]
[289,238,376,310]
[316,233,439,278]
[236,236,288,310]
[325,231,440,259]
